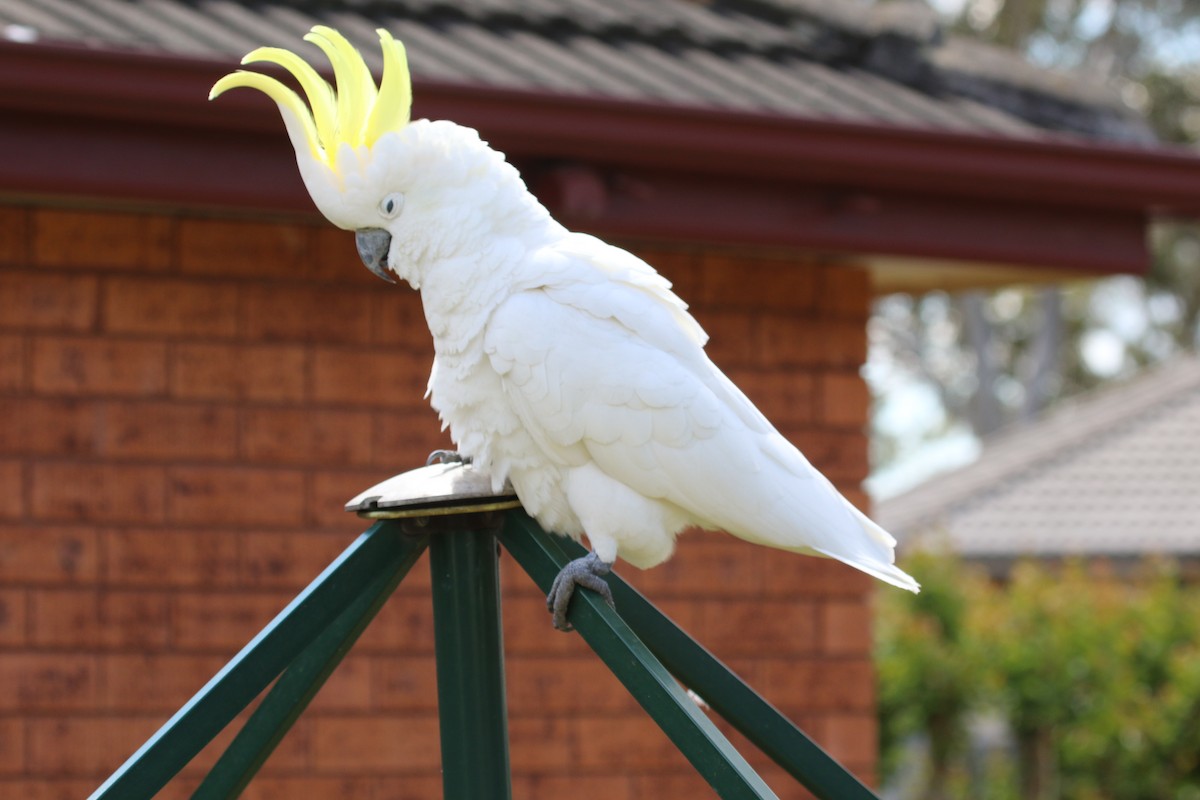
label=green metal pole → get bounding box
[428,526,513,800]
[498,512,777,799]
[89,520,421,800]
[192,533,428,799]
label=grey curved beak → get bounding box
[355,228,395,283]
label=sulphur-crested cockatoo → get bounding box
[212,27,919,630]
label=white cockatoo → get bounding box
[212,27,918,630]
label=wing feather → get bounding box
[485,238,917,591]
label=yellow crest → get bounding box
[210,26,411,168]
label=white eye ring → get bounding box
[379,192,405,219]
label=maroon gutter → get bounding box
[4,40,1200,272]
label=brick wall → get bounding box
[0,203,877,799]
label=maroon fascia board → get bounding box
[4,39,1200,273]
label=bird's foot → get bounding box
[546,551,615,632]
[426,449,472,466]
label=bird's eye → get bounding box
[379,192,405,219]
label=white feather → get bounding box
[347,120,917,593]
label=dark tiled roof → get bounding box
[0,0,1153,143]
[876,357,1200,558]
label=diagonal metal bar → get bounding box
[191,532,428,800]
[498,511,778,800]
[558,539,880,800]
[89,521,425,800]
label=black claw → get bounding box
[426,450,471,466]
[546,551,614,632]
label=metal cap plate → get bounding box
[345,462,521,519]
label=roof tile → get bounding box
[877,357,1200,558]
[0,0,1154,143]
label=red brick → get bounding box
[370,654,439,712]
[0,271,97,331]
[819,599,872,656]
[373,291,431,346]
[308,469,398,529]
[763,554,872,599]
[241,777,384,800]
[311,714,441,772]
[0,207,29,265]
[506,655,637,716]
[817,266,870,319]
[355,589,434,654]
[30,336,166,396]
[240,530,348,589]
[785,429,868,483]
[693,310,756,370]
[173,711,308,777]
[507,716,575,772]
[620,532,766,599]
[26,715,163,775]
[755,317,867,369]
[0,718,23,775]
[242,407,374,466]
[0,653,98,711]
[819,713,877,767]
[177,218,312,279]
[33,209,172,271]
[818,372,870,429]
[638,246,702,301]
[30,589,169,649]
[100,653,228,712]
[841,487,871,514]
[310,225,385,286]
[0,589,26,646]
[514,772,634,800]
[726,369,816,426]
[102,401,238,461]
[760,658,874,713]
[631,771,714,800]
[311,347,431,408]
[0,334,24,391]
[498,544,545,599]
[508,591,697,657]
[571,714,691,771]
[372,411,451,470]
[102,277,238,338]
[170,342,306,403]
[0,781,109,800]
[167,466,305,527]
[391,543,433,593]
[696,254,817,313]
[0,524,98,583]
[170,590,291,652]
[699,598,818,657]
[0,461,22,520]
[242,284,373,344]
[0,398,101,456]
[104,529,239,588]
[31,463,165,524]
[307,651,372,712]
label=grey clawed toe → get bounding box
[546,551,615,632]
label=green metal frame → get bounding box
[88,509,879,800]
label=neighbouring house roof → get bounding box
[875,357,1200,561]
[0,0,1152,143]
[3,0,1200,283]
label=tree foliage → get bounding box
[877,553,1200,799]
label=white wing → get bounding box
[485,235,918,591]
